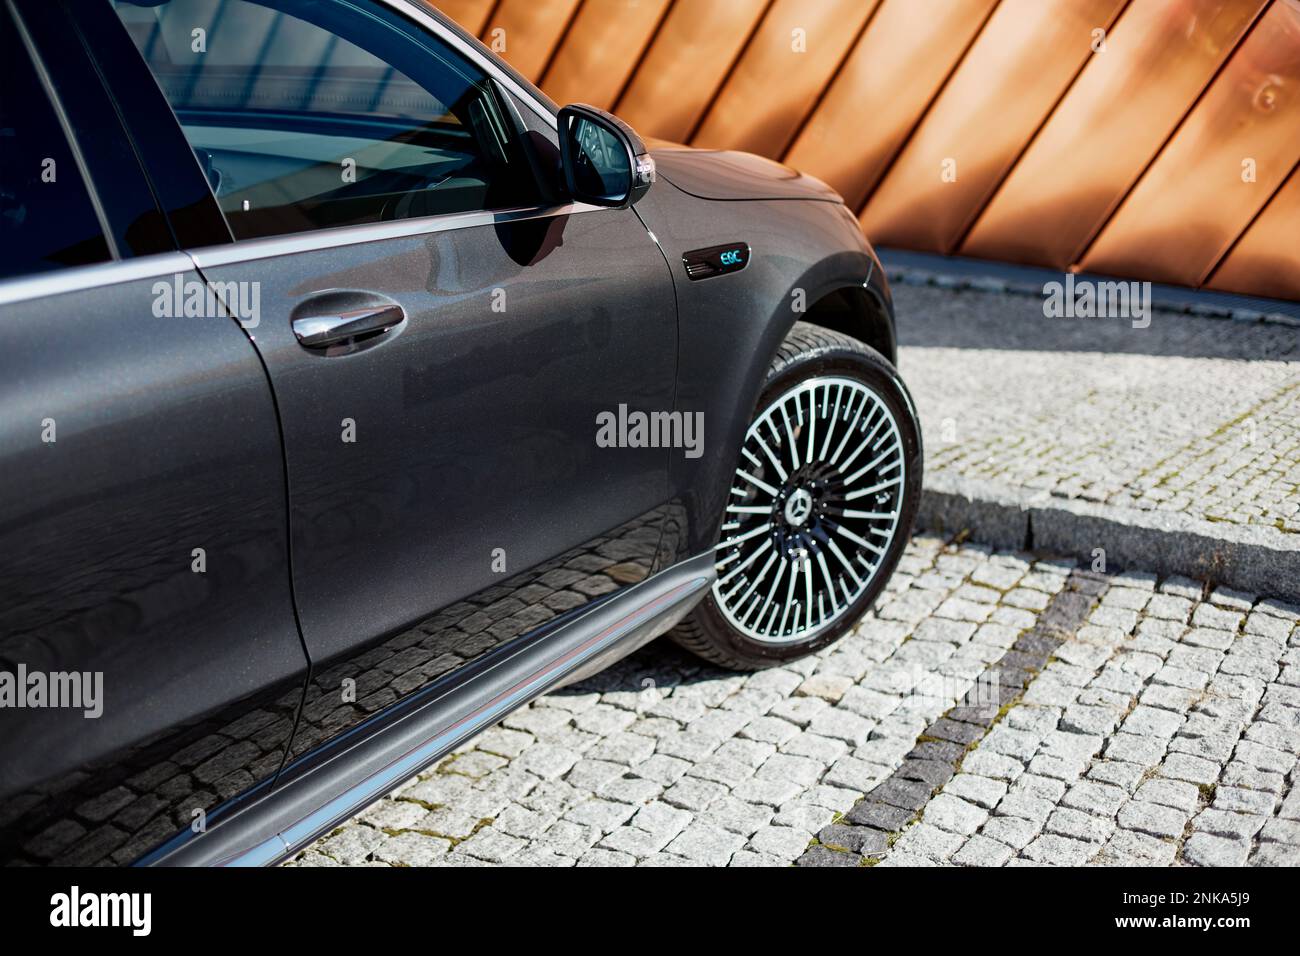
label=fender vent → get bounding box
[682,242,750,281]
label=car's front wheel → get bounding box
[672,321,923,670]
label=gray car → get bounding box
[0,0,921,865]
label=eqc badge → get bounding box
[682,242,750,280]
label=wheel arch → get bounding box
[801,284,896,367]
[784,250,897,367]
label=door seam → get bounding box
[190,252,315,787]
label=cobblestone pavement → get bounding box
[894,283,1300,533]
[290,533,1300,867]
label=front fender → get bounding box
[632,184,893,558]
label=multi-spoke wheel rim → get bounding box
[713,376,905,645]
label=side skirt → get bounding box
[138,553,714,866]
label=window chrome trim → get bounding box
[379,0,558,129]
[9,1,120,262]
[0,2,574,303]
[0,252,196,307]
[179,0,582,268]
[0,204,607,302]
[187,202,603,267]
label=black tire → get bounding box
[670,321,923,670]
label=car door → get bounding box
[108,0,678,759]
[0,0,307,865]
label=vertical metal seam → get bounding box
[1203,152,1300,288]
[854,0,1004,218]
[610,0,680,115]
[536,0,589,90]
[684,0,778,146]
[947,0,1133,256]
[778,0,885,164]
[1070,0,1274,276]
[476,0,506,39]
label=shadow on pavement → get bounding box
[894,284,1300,362]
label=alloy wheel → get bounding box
[712,376,906,644]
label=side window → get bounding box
[0,10,111,281]
[111,0,542,241]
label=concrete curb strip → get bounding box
[920,474,1300,604]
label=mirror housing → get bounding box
[557,104,655,209]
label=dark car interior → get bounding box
[115,0,542,240]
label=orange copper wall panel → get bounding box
[784,0,998,211]
[425,0,496,36]
[614,0,771,143]
[860,0,1128,254]
[541,0,673,111]
[481,0,582,81]
[690,0,881,158]
[1081,0,1300,286]
[1208,163,1300,299]
[964,0,1265,270]
[437,0,1300,301]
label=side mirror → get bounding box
[557,104,655,208]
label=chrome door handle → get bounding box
[291,303,405,349]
